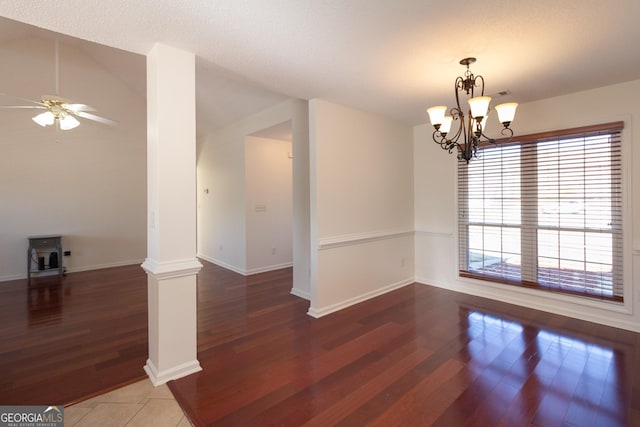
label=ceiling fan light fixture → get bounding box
[32,111,55,127]
[59,114,80,130]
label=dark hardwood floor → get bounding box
[2,260,640,426]
[171,262,640,426]
[0,265,148,405]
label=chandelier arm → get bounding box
[448,108,464,142]
[474,119,494,144]
[432,130,450,147]
[474,74,485,97]
[476,126,514,144]
[500,126,514,139]
[452,76,468,151]
[482,133,497,143]
[455,76,464,95]
[454,77,464,112]
[431,130,461,155]
[431,130,447,147]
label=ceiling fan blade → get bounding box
[64,103,96,112]
[0,105,46,109]
[75,111,117,126]
[0,93,46,107]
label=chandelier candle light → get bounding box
[427,57,517,163]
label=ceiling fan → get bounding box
[0,39,116,130]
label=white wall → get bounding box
[414,79,640,332]
[197,126,247,272]
[197,99,310,296]
[0,37,146,281]
[245,136,293,273]
[309,99,414,316]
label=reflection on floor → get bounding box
[168,263,640,426]
[460,310,628,426]
[0,265,149,405]
[65,379,191,427]
[3,261,639,425]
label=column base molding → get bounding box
[144,358,202,386]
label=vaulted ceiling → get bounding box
[1,1,640,135]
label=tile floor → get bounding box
[65,379,192,426]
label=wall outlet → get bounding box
[271,247,277,255]
[64,251,71,256]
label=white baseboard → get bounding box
[246,262,293,275]
[198,253,293,276]
[307,277,414,318]
[290,287,310,300]
[67,259,146,274]
[0,272,29,282]
[0,259,145,282]
[414,275,640,333]
[197,254,246,275]
[144,358,202,386]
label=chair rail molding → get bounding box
[318,228,414,250]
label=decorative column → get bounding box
[142,43,202,386]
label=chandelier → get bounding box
[426,57,517,163]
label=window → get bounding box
[458,122,623,301]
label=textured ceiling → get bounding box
[1,0,640,131]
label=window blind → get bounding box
[458,122,624,301]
